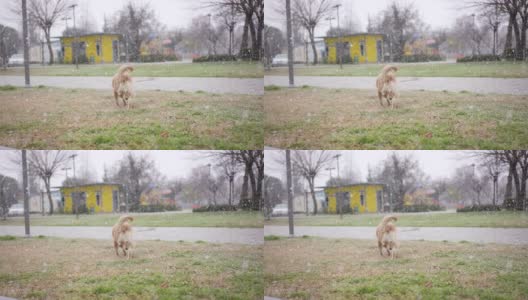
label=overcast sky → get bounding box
[0,150,216,188]
[265,150,479,187]
[266,0,476,37]
[0,0,214,37]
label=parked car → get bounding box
[271,203,288,216]
[272,54,288,66]
[8,54,24,66]
[8,203,24,216]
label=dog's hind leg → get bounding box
[378,91,384,107]
[378,241,384,256]
[114,241,119,256]
[114,91,120,107]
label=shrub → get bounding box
[399,204,445,213]
[139,54,180,63]
[456,205,501,212]
[399,54,445,63]
[456,55,501,63]
[193,54,237,63]
[192,204,238,212]
[134,204,181,213]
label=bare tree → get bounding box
[216,152,241,206]
[109,1,163,62]
[291,150,333,215]
[370,1,425,61]
[0,24,20,70]
[21,0,70,65]
[26,150,70,215]
[0,174,19,220]
[290,0,334,65]
[373,152,425,211]
[264,25,285,69]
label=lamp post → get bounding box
[69,4,78,69]
[334,154,342,219]
[21,0,30,87]
[333,4,342,69]
[286,0,294,87]
[69,154,78,218]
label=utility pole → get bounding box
[22,150,30,237]
[286,0,295,87]
[21,0,30,87]
[334,4,343,69]
[70,154,78,219]
[69,4,78,69]
[334,154,342,219]
[286,150,294,237]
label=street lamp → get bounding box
[333,4,342,69]
[333,154,342,219]
[69,4,78,69]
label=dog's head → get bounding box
[384,222,396,233]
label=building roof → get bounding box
[320,32,385,39]
[319,183,385,189]
[55,182,122,189]
[56,32,122,39]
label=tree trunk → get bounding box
[512,16,522,60]
[247,166,258,210]
[44,177,54,215]
[309,176,318,215]
[44,28,54,65]
[512,166,522,210]
[308,27,318,65]
[239,168,250,209]
[239,14,250,56]
[504,14,514,56]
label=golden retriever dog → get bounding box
[376,65,398,109]
[376,215,399,259]
[112,65,134,109]
[112,215,134,259]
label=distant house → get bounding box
[323,183,385,214]
[323,33,385,64]
[140,186,176,206]
[29,189,61,213]
[59,33,121,64]
[292,189,326,213]
[294,40,326,64]
[59,183,122,214]
[29,39,61,64]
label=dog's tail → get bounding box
[380,215,397,226]
[117,215,134,225]
[116,64,134,76]
[381,65,398,76]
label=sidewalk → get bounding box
[0,75,263,95]
[264,226,528,245]
[0,226,264,245]
[264,76,528,95]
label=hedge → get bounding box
[457,205,502,212]
[193,54,237,63]
[193,204,238,212]
[398,204,445,213]
[139,54,179,63]
[134,204,181,213]
[399,54,445,63]
[457,55,501,63]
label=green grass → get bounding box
[0,85,17,91]
[264,235,281,241]
[264,87,528,149]
[265,211,528,228]
[0,237,263,299]
[265,61,528,78]
[0,235,16,241]
[264,237,528,300]
[0,211,263,228]
[0,87,263,149]
[0,61,263,78]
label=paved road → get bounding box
[264,76,528,95]
[0,75,263,95]
[0,226,263,245]
[264,226,528,245]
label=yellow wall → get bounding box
[62,184,119,213]
[61,34,120,64]
[325,34,384,64]
[325,184,383,214]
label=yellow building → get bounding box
[324,183,385,214]
[324,33,384,64]
[60,33,121,64]
[60,183,121,214]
